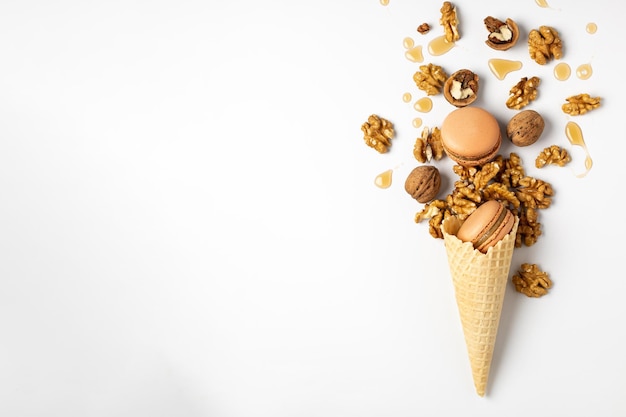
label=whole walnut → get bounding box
[405,165,441,203]
[507,110,545,147]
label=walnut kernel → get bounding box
[413,126,445,163]
[528,25,563,65]
[535,145,571,168]
[361,115,394,153]
[417,23,431,34]
[512,263,552,297]
[506,76,540,110]
[413,64,448,96]
[439,1,460,43]
[562,94,601,116]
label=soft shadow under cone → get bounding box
[441,216,519,397]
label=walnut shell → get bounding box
[443,69,479,107]
[404,165,441,204]
[506,110,545,147]
[484,17,519,51]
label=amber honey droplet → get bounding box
[586,22,597,34]
[402,92,412,103]
[488,59,522,80]
[374,169,393,188]
[413,97,432,113]
[576,63,593,80]
[380,0,390,6]
[565,121,593,178]
[554,62,571,81]
[428,35,455,56]
[535,0,549,7]
[405,45,424,63]
[403,37,414,49]
[412,117,423,128]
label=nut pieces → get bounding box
[506,110,545,147]
[404,165,442,204]
[413,126,445,163]
[443,69,479,107]
[484,17,519,51]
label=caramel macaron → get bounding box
[456,200,515,253]
[441,107,502,167]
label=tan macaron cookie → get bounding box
[441,107,502,167]
[456,200,515,253]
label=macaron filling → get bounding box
[442,134,501,165]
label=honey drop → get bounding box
[374,169,393,188]
[488,59,522,80]
[565,121,593,178]
[402,92,412,103]
[535,0,549,7]
[405,45,424,63]
[428,35,455,56]
[576,63,593,80]
[380,0,390,6]
[412,118,423,129]
[413,97,432,113]
[586,22,597,34]
[554,62,571,81]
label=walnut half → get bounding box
[528,25,563,65]
[506,76,541,110]
[413,63,448,96]
[484,17,519,51]
[512,263,552,297]
[443,69,479,107]
[361,114,394,153]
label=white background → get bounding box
[1,0,624,416]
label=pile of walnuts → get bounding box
[414,153,554,249]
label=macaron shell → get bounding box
[441,107,502,166]
[456,200,515,253]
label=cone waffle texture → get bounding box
[442,216,519,397]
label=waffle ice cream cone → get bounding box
[441,215,519,397]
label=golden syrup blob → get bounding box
[565,121,593,178]
[413,97,433,113]
[576,63,593,80]
[554,62,571,81]
[402,92,412,103]
[403,37,414,49]
[412,118,423,129]
[488,59,522,80]
[586,22,597,34]
[535,0,549,7]
[428,35,455,56]
[380,0,389,6]
[405,45,424,63]
[374,169,393,188]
